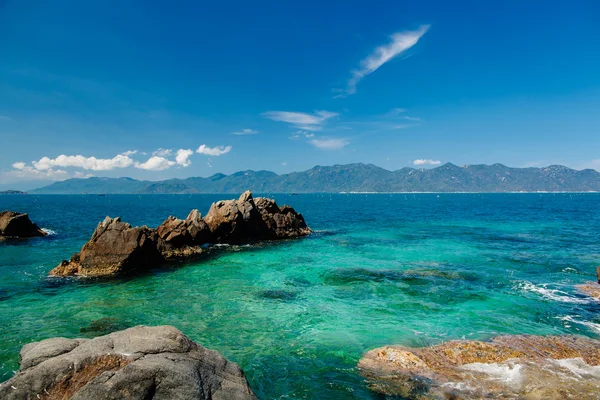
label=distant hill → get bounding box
[0,190,27,195]
[29,163,600,194]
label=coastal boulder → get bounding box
[204,191,311,243]
[0,325,256,400]
[254,198,310,239]
[203,191,269,243]
[358,334,600,399]
[0,211,47,238]
[50,217,164,277]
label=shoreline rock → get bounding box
[358,334,600,399]
[577,281,600,300]
[0,211,47,239]
[50,191,310,277]
[0,325,256,400]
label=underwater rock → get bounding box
[0,325,256,400]
[0,211,47,238]
[79,317,127,336]
[50,191,310,277]
[258,289,297,300]
[358,334,600,399]
[597,265,600,284]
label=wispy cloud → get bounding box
[337,25,430,96]
[232,128,259,135]
[289,130,315,140]
[0,115,13,121]
[262,110,338,131]
[152,148,173,157]
[6,164,69,181]
[413,159,441,166]
[309,138,349,150]
[196,144,232,156]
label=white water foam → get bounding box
[516,281,591,304]
[557,316,600,333]
[41,228,56,236]
[461,362,523,390]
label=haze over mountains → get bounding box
[26,163,600,194]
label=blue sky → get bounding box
[1,0,599,188]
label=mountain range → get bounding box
[24,163,600,194]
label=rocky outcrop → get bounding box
[358,334,600,399]
[50,191,310,277]
[0,325,256,400]
[0,211,47,238]
[51,217,164,277]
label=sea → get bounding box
[1,193,599,399]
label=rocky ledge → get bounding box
[50,191,310,277]
[0,211,47,239]
[0,325,256,400]
[358,334,600,399]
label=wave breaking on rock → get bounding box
[358,334,600,399]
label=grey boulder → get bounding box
[0,325,256,400]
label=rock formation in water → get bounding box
[358,334,600,399]
[0,325,256,400]
[50,191,310,277]
[0,211,47,239]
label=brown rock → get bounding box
[0,211,47,238]
[0,325,256,400]
[358,334,600,399]
[577,282,600,300]
[204,191,267,244]
[50,192,310,277]
[50,217,164,277]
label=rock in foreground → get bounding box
[0,325,256,400]
[50,191,310,277]
[358,334,600,399]
[0,211,47,238]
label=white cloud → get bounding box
[309,138,349,150]
[289,130,315,140]
[135,156,175,171]
[32,154,134,171]
[413,159,441,165]
[5,166,69,181]
[340,25,429,96]
[74,171,94,178]
[196,144,232,156]
[175,149,193,167]
[153,148,172,157]
[401,116,421,121]
[281,161,287,166]
[232,128,258,135]
[120,150,138,156]
[262,110,338,130]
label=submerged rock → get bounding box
[0,211,47,238]
[50,191,310,277]
[358,334,600,399]
[0,325,256,400]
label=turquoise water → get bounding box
[1,193,600,399]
